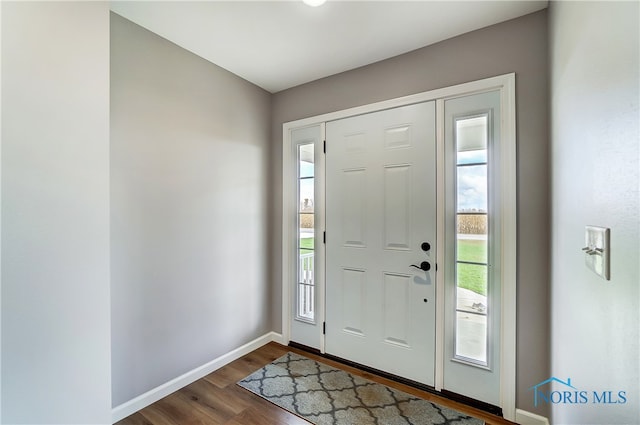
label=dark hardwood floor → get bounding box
[115,342,516,425]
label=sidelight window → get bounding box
[296,143,315,322]
[454,114,489,366]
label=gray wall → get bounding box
[549,1,639,424]
[1,2,112,423]
[271,10,550,414]
[110,14,272,406]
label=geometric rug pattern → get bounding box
[238,352,483,425]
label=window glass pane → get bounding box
[299,234,314,252]
[299,214,314,247]
[298,254,314,320]
[299,144,314,178]
[456,216,487,263]
[456,115,487,153]
[456,165,487,212]
[456,263,488,299]
[297,143,315,322]
[300,162,314,178]
[455,311,487,363]
[457,149,487,165]
[456,261,487,364]
[299,178,314,213]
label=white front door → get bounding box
[325,102,436,385]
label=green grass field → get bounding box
[300,237,314,258]
[457,239,487,296]
[299,237,487,296]
[300,238,314,251]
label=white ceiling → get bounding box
[110,1,548,93]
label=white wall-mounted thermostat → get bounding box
[583,225,610,280]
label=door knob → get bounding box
[421,242,431,252]
[410,261,431,271]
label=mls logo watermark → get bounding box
[530,377,627,407]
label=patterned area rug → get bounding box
[238,352,483,425]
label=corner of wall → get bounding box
[111,332,282,423]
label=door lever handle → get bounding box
[410,261,431,271]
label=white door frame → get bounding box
[281,73,517,421]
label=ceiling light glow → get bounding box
[303,0,327,7]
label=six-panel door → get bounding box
[325,102,437,386]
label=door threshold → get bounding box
[440,389,503,417]
[288,341,503,417]
[288,340,322,355]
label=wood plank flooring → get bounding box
[116,342,515,425]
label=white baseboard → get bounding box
[111,331,284,423]
[270,332,286,345]
[515,408,550,425]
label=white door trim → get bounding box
[434,98,447,394]
[281,73,517,421]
